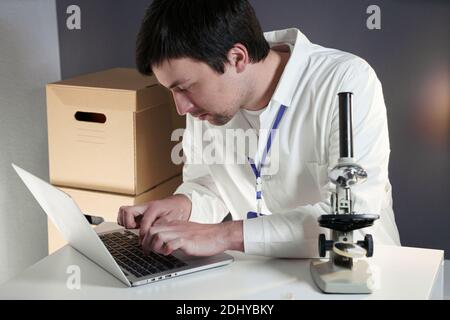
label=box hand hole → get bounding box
[74,111,107,123]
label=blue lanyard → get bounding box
[247,104,287,219]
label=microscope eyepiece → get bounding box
[338,92,354,159]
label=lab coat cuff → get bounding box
[243,218,267,255]
[173,183,193,202]
[174,184,229,224]
[174,183,204,222]
[173,184,203,222]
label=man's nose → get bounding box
[172,91,195,116]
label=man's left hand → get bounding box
[140,220,243,256]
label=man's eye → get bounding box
[178,84,193,92]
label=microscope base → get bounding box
[310,259,375,294]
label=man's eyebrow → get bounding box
[168,79,190,89]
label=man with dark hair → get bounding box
[118,0,400,258]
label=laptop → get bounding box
[12,163,233,287]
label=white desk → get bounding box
[0,223,444,300]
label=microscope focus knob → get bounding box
[357,234,374,257]
[318,234,334,257]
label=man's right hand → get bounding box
[117,194,192,243]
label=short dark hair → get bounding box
[136,0,270,75]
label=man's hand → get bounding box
[117,194,192,243]
[141,220,244,256]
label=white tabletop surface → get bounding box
[0,223,444,300]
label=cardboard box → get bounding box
[47,68,183,195]
[48,175,182,254]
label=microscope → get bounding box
[310,92,380,294]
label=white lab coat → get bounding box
[175,28,401,258]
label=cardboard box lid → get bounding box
[50,68,159,90]
[47,68,168,112]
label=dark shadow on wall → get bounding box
[56,0,152,78]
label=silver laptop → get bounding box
[12,163,233,287]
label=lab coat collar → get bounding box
[264,28,312,108]
[250,29,311,167]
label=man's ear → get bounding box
[227,43,249,73]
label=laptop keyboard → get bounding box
[99,230,187,278]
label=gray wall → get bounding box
[56,0,149,78]
[0,0,61,284]
[55,0,450,257]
